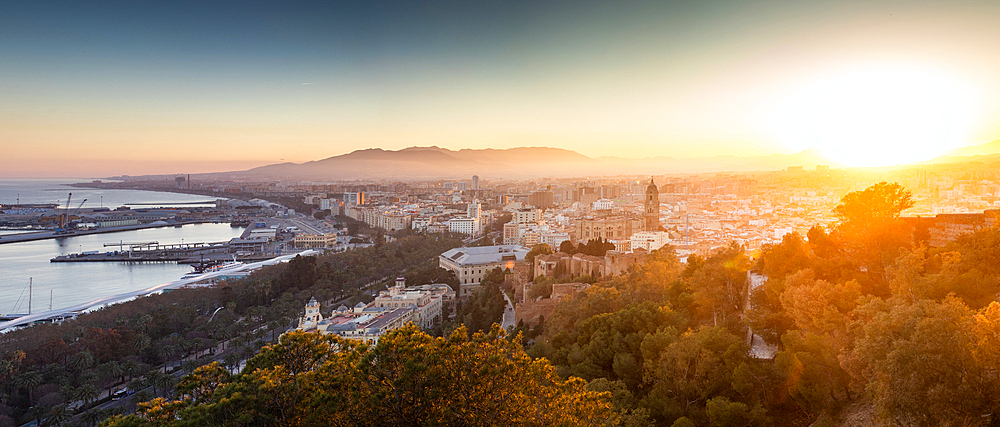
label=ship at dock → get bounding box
[180,259,246,280]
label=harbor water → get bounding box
[0,179,243,315]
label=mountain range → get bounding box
[214,146,841,181]
[197,140,1000,181]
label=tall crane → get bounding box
[60,193,72,229]
[58,193,86,230]
[67,198,87,229]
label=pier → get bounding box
[51,241,231,263]
[1,250,320,331]
[0,219,222,245]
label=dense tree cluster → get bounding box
[558,238,619,257]
[101,326,614,427]
[455,267,508,335]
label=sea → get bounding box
[0,179,244,315]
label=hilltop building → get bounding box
[439,245,530,296]
[295,277,452,344]
[533,249,648,280]
[371,277,447,329]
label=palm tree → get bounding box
[13,370,43,403]
[160,344,179,373]
[181,360,200,374]
[68,351,95,374]
[99,361,125,399]
[44,404,70,427]
[123,359,143,381]
[223,353,240,374]
[80,408,104,427]
[219,328,234,350]
[144,369,166,396]
[131,334,151,353]
[25,404,47,427]
[77,382,99,406]
[155,373,176,398]
[58,384,78,406]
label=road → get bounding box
[501,292,516,330]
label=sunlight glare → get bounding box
[770,68,978,167]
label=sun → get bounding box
[769,67,978,167]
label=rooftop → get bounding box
[440,244,530,266]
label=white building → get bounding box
[592,199,614,211]
[541,231,571,249]
[514,208,541,225]
[630,231,670,252]
[439,245,530,296]
[467,200,481,219]
[412,217,433,230]
[371,277,447,329]
[447,217,481,236]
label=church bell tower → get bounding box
[645,178,659,231]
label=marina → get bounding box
[0,222,246,315]
[0,250,320,331]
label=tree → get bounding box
[834,181,913,231]
[44,404,70,427]
[105,326,614,427]
[13,370,43,403]
[643,326,748,423]
[689,242,752,328]
[848,296,1000,425]
[457,268,508,334]
[833,182,914,287]
[77,382,99,406]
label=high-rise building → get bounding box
[530,190,554,209]
[645,178,659,231]
[467,199,481,219]
[344,192,366,205]
[472,175,480,190]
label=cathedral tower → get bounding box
[645,178,659,231]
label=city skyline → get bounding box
[3,0,1000,177]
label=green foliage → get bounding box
[559,238,618,256]
[528,279,553,300]
[456,268,508,334]
[104,326,614,427]
[404,265,459,293]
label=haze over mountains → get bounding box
[142,140,998,181]
[202,146,836,181]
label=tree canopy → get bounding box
[102,326,614,427]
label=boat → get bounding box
[181,260,246,280]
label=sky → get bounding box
[2,0,999,177]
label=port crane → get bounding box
[57,193,87,232]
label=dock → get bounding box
[51,241,231,263]
[1,250,320,331]
[0,220,222,245]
